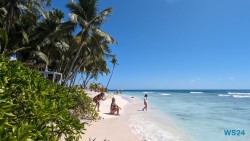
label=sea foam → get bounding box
[160,93,171,96]
[190,92,203,94]
[143,92,154,94]
[218,94,231,97]
[129,116,183,141]
[228,92,250,95]
[232,95,250,98]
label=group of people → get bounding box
[93,92,121,115]
[92,92,148,115]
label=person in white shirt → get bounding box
[142,94,148,111]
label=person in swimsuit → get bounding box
[142,94,148,111]
[110,97,121,115]
[93,92,105,112]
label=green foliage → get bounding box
[89,82,106,92]
[0,0,118,88]
[0,56,98,140]
[66,86,98,119]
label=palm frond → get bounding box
[0,7,7,19]
[67,2,85,20]
[31,50,49,65]
[104,53,115,59]
[54,41,70,52]
[31,1,50,19]
[68,13,78,23]
[21,30,29,43]
[89,7,112,26]
[79,0,97,21]
[37,0,52,6]
[111,56,118,66]
[6,47,31,55]
[68,13,88,27]
[18,2,49,19]
[46,22,75,40]
[37,37,51,49]
[93,28,116,44]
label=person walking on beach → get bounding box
[93,92,106,112]
[142,94,148,111]
[110,97,121,115]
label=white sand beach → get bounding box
[81,91,188,141]
[58,90,188,141]
[82,91,140,141]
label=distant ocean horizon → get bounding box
[119,89,250,141]
[113,89,250,91]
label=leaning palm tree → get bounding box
[106,56,118,90]
[64,0,116,85]
[29,9,74,71]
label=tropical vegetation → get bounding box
[0,0,117,140]
[0,55,97,140]
[0,0,117,88]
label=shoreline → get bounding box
[81,91,188,141]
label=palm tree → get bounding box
[0,0,118,88]
[68,31,114,87]
[0,28,8,54]
[28,9,74,71]
[64,0,116,85]
[106,56,117,90]
[0,0,52,55]
[1,0,51,33]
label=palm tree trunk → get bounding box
[69,73,77,86]
[64,30,88,85]
[63,59,86,86]
[85,75,93,88]
[45,64,48,71]
[72,73,77,86]
[83,73,90,88]
[106,66,114,89]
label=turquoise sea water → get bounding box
[120,90,250,141]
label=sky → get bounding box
[53,0,250,89]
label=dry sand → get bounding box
[82,90,140,141]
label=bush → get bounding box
[0,56,97,141]
[89,83,107,92]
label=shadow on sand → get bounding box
[103,113,120,116]
[137,110,144,111]
[103,113,112,115]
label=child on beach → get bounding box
[93,92,106,112]
[142,94,148,111]
[110,98,121,115]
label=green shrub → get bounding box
[0,56,97,141]
[66,86,98,120]
[89,83,106,92]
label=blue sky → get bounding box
[53,0,250,89]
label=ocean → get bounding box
[121,90,250,141]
